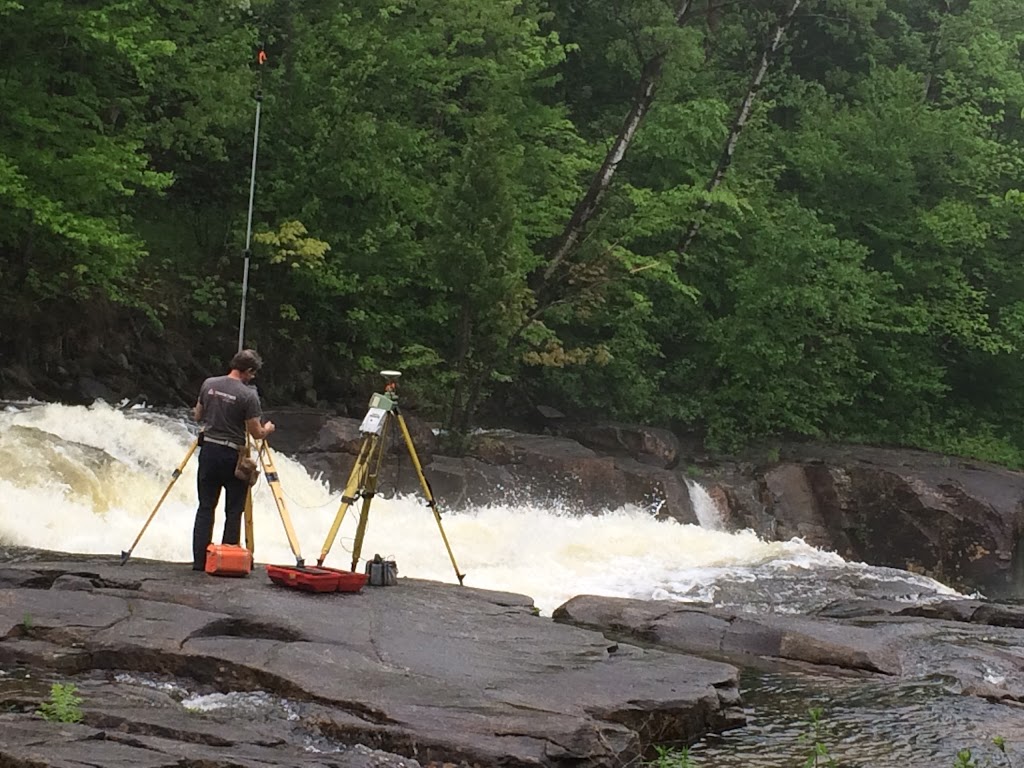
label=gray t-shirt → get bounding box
[197,375,262,445]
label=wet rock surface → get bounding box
[0,557,742,768]
[554,594,1024,704]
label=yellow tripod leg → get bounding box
[396,413,465,584]
[257,441,304,565]
[121,438,199,565]
[237,438,253,553]
[349,419,389,571]
[317,435,375,566]
[243,486,255,553]
[349,493,376,572]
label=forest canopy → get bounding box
[1,0,1023,464]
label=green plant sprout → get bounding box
[37,683,84,724]
[798,708,837,768]
[954,737,1013,768]
[646,744,696,768]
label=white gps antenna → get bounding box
[380,370,402,379]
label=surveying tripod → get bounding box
[120,432,306,568]
[316,370,466,584]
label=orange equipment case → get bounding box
[205,544,253,577]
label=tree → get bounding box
[0,0,174,363]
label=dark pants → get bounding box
[193,443,247,568]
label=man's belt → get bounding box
[201,434,242,450]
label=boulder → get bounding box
[722,444,1024,597]
[553,595,901,675]
[557,422,681,469]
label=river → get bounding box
[1,401,1020,766]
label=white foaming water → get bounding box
[0,403,961,615]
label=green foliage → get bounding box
[254,221,330,270]
[36,683,84,724]
[910,421,1024,470]
[645,744,696,768]
[5,0,1024,465]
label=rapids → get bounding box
[0,401,961,615]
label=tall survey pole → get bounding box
[237,47,267,353]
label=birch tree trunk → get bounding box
[542,0,694,284]
[676,0,802,258]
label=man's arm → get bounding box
[193,401,204,423]
[246,416,276,440]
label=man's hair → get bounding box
[229,349,263,373]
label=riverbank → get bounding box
[0,554,741,768]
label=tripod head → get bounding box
[380,369,401,396]
[360,370,403,434]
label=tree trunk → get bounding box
[676,0,802,259]
[922,0,953,101]
[542,0,694,285]
[445,303,475,433]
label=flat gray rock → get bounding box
[0,558,743,768]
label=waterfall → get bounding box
[686,478,724,530]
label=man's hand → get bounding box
[247,417,275,440]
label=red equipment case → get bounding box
[265,564,368,593]
[335,570,369,592]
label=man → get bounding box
[191,349,276,570]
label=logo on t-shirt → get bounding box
[207,388,238,402]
